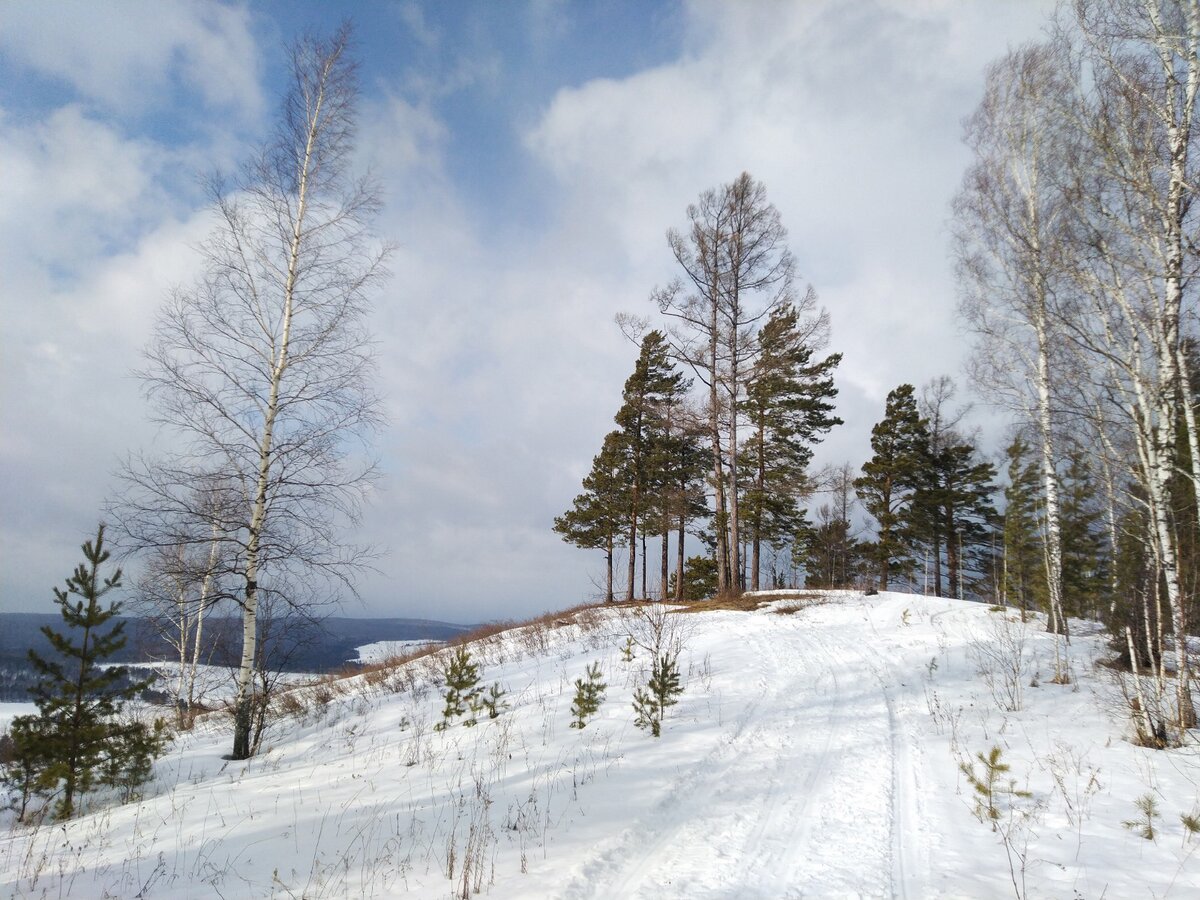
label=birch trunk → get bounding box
[186,522,221,715]
[231,62,324,760]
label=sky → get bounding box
[0,0,1058,624]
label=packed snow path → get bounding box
[3,591,1199,898]
[559,605,928,899]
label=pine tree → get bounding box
[569,663,607,729]
[632,651,683,737]
[1002,437,1045,617]
[855,385,929,590]
[1,716,46,821]
[668,555,719,601]
[436,647,482,730]
[10,525,161,819]
[1058,447,1108,620]
[554,431,629,603]
[615,331,686,601]
[743,303,842,590]
[911,441,997,599]
[657,410,709,600]
[798,508,862,588]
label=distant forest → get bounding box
[0,614,468,702]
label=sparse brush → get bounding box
[570,662,606,729]
[1122,793,1160,841]
[313,682,335,705]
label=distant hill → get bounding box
[0,613,471,701]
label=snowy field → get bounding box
[2,591,1198,898]
[0,704,36,734]
[356,639,442,665]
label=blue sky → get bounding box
[1,1,1056,623]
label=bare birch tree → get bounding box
[115,26,387,758]
[954,42,1074,650]
[134,504,228,725]
[1054,0,1199,731]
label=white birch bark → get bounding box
[118,26,386,761]
[231,57,322,758]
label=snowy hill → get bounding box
[2,591,1198,898]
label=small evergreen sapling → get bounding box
[632,651,683,737]
[1123,793,1160,841]
[1,717,45,821]
[570,662,607,729]
[434,647,507,728]
[620,636,635,663]
[3,525,165,820]
[101,718,171,802]
[1181,808,1200,844]
[959,745,1032,830]
[479,683,508,720]
[436,647,482,730]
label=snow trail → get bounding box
[558,595,928,899]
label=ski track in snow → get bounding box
[558,598,927,899]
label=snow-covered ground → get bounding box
[2,591,1198,898]
[0,704,36,734]
[356,639,442,665]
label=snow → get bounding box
[2,591,1199,898]
[355,639,442,665]
[0,704,36,733]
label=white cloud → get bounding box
[0,105,169,273]
[0,1,1060,622]
[0,0,263,121]
[526,0,1056,466]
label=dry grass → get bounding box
[675,591,826,614]
[321,599,614,689]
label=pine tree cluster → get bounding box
[434,647,506,730]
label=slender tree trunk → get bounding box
[641,530,648,599]
[232,65,324,759]
[879,479,893,592]
[728,384,742,592]
[1175,344,1200,724]
[751,423,765,591]
[930,524,943,597]
[174,564,188,720]
[660,513,670,601]
[627,415,640,600]
[1033,290,1067,639]
[710,332,730,593]
[675,510,686,600]
[605,537,614,603]
[187,532,217,714]
[944,505,958,601]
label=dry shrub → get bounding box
[310,600,615,702]
[313,682,336,706]
[362,665,390,688]
[277,691,308,719]
[673,591,824,614]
